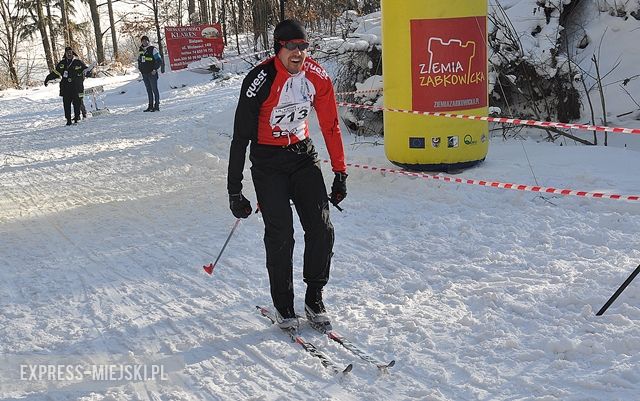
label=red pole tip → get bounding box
[203,263,214,274]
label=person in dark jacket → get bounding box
[227,19,348,330]
[44,46,91,125]
[138,35,162,112]
[73,51,89,119]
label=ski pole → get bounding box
[203,218,241,275]
[596,264,640,316]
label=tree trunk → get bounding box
[230,0,239,54]
[188,0,196,24]
[87,0,105,63]
[153,0,165,72]
[107,0,118,60]
[252,0,269,52]
[221,0,227,44]
[238,0,244,32]
[44,0,58,60]
[199,0,209,23]
[34,0,54,70]
[210,0,217,22]
[8,62,19,87]
[59,0,70,46]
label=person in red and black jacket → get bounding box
[227,19,347,330]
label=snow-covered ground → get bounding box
[1,59,640,400]
[2,0,640,398]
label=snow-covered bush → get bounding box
[596,0,640,17]
[488,0,582,127]
[314,11,383,137]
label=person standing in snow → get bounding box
[138,35,162,112]
[73,51,89,119]
[227,19,348,330]
[44,46,91,125]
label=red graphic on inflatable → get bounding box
[411,16,487,112]
[165,24,224,70]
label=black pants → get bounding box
[62,92,81,122]
[142,72,160,107]
[80,98,87,117]
[250,139,334,316]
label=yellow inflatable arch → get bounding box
[381,0,489,171]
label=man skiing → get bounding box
[227,19,348,330]
[44,46,91,125]
[138,35,162,112]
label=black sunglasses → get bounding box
[280,41,309,51]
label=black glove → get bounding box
[229,193,252,219]
[44,80,48,87]
[329,172,348,206]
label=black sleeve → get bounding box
[227,62,273,195]
[75,60,87,79]
[137,47,142,71]
[46,60,64,83]
[44,72,58,83]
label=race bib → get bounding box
[270,102,310,128]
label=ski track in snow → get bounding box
[1,68,640,400]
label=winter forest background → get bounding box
[2,0,640,140]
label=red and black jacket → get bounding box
[227,56,346,195]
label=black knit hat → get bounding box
[273,19,307,54]
[65,46,73,52]
[141,35,149,42]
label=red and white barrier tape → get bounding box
[335,89,383,97]
[322,160,640,202]
[337,102,640,135]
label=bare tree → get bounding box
[188,0,195,23]
[121,0,169,71]
[20,0,55,70]
[210,0,216,22]
[106,0,118,59]
[0,0,28,87]
[229,0,239,53]
[44,0,59,59]
[150,0,166,72]
[176,0,183,25]
[221,0,226,43]
[86,0,105,63]
[199,0,208,23]
[252,0,270,52]
[59,0,70,45]
[237,0,243,31]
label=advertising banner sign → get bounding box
[164,24,224,70]
[410,16,487,112]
